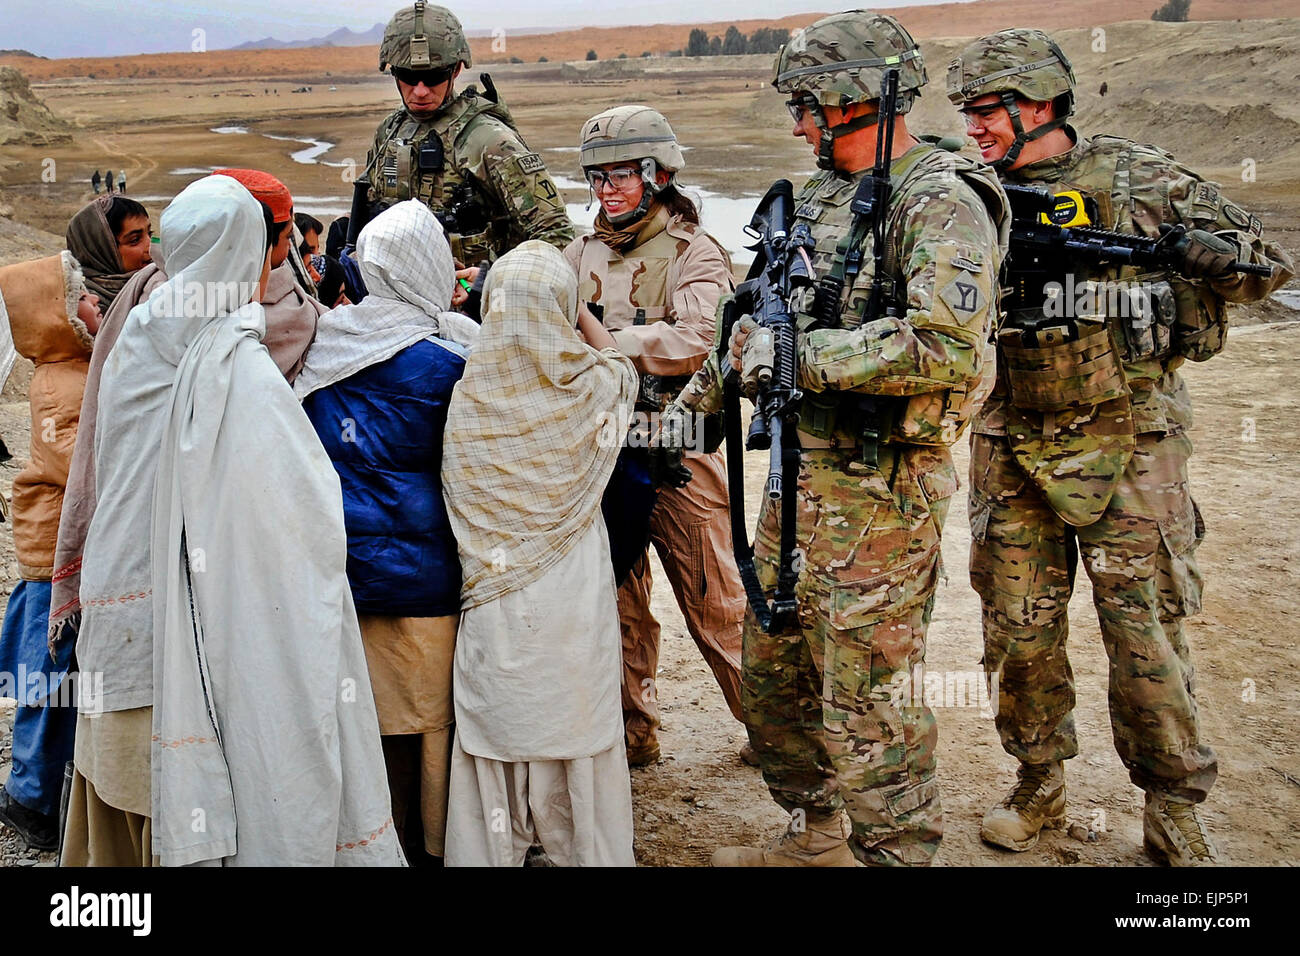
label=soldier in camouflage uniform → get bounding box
[365,3,572,265]
[671,11,1008,866]
[564,107,747,767]
[947,29,1294,865]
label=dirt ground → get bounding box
[0,16,1297,867]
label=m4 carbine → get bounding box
[720,178,814,634]
[1002,183,1271,334]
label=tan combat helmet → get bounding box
[946,28,1076,169]
[772,10,926,170]
[379,2,472,73]
[580,105,685,224]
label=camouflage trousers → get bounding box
[969,430,1218,802]
[745,444,956,867]
[619,449,746,752]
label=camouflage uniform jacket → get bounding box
[367,88,573,263]
[978,128,1294,440]
[678,140,1008,447]
[974,129,1293,526]
[565,205,733,410]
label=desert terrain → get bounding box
[0,5,1297,867]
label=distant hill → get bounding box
[230,24,385,52]
[0,50,44,59]
[6,0,1298,79]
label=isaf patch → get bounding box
[1195,182,1220,206]
[515,152,546,175]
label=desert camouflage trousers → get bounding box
[619,449,745,752]
[745,444,957,866]
[969,430,1218,803]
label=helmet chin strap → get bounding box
[992,91,1068,170]
[605,158,666,226]
[809,104,882,171]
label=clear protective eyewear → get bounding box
[959,102,1007,128]
[585,166,643,192]
[785,93,820,123]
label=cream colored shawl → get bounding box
[139,175,401,865]
[442,241,636,610]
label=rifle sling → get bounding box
[723,374,800,635]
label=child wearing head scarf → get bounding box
[298,200,477,864]
[213,168,324,382]
[64,175,402,866]
[49,176,326,667]
[441,240,638,867]
[0,251,100,852]
[65,195,152,312]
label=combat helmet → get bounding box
[946,28,1076,169]
[379,2,472,74]
[772,10,927,170]
[580,106,685,224]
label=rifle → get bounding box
[720,68,905,634]
[720,179,814,634]
[1002,183,1272,337]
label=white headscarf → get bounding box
[76,176,272,713]
[293,200,478,399]
[146,176,402,866]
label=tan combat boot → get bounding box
[980,761,1066,851]
[1143,794,1221,866]
[711,812,858,867]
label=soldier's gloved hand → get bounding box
[740,327,775,397]
[649,402,695,489]
[728,315,759,373]
[1163,225,1239,279]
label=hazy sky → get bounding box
[3,0,968,59]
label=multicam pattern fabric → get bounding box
[772,10,927,109]
[673,141,1004,865]
[945,28,1075,109]
[970,430,1217,801]
[974,132,1294,517]
[379,3,471,72]
[969,129,1293,805]
[368,90,573,263]
[744,445,957,866]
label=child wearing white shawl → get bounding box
[66,175,402,866]
[441,241,638,867]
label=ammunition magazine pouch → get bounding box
[998,321,1130,412]
[1169,276,1228,363]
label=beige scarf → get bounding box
[592,199,667,254]
[441,241,636,609]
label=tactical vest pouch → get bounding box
[998,321,1130,412]
[1169,276,1228,362]
[891,341,997,446]
[450,228,494,267]
[1069,279,1175,364]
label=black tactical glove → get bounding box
[648,403,694,489]
[1161,224,1240,280]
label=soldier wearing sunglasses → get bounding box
[365,3,572,268]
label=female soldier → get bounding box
[564,106,747,766]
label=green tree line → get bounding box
[684,25,791,57]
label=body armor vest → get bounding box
[369,91,518,263]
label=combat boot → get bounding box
[1143,794,1221,866]
[711,811,857,867]
[980,761,1066,851]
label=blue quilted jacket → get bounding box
[303,337,467,616]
